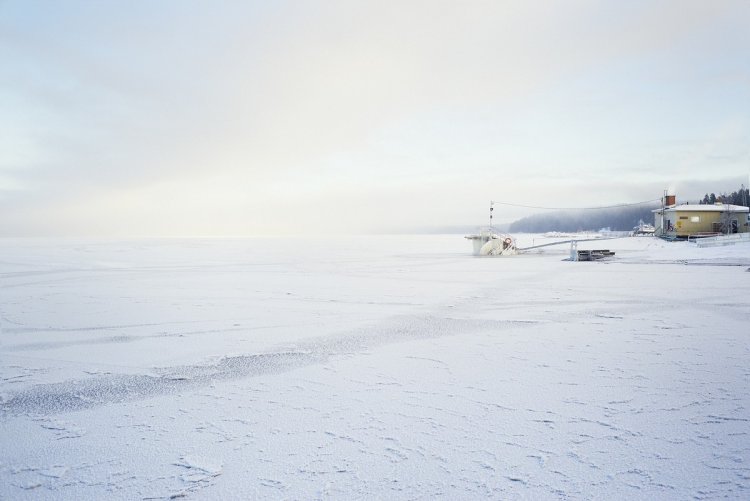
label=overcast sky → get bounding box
[1,0,749,236]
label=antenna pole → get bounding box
[489,201,494,233]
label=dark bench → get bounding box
[577,249,615,261]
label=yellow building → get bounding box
[653,203,750,238]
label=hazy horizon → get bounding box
[2,0,749,237]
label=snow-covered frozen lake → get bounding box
[1,235,749,499]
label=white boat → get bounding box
[464,229,517,256]
[632,220,655,235]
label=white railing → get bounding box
[695,233,750,248]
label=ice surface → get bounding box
[1,235,749,499]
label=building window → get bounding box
[690,216,700,223]
[679,216,688,220]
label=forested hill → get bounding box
[698,187,749,206]
[509,204,659,233]
[509,186,750,233]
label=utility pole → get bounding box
[660,189,666,236]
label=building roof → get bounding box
[653,203,749,213]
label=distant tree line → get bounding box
[508,204,659,233]
[508,185,749,233]
[698,186,749,207]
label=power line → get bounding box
[490,198,661,211]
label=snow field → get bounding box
[1,235,749,499]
